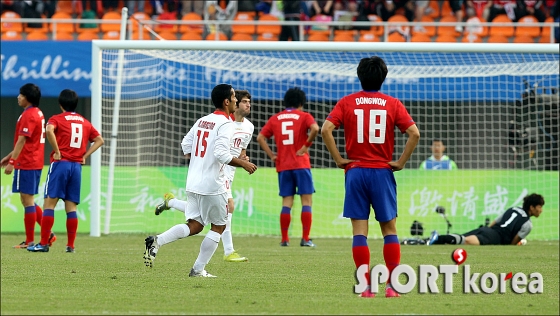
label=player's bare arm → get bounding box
[82,135,104,164]
[388,124,420,172]
[321,120,354,169]
[1,151,14,168]
[46,124,62,160]
[511,234,522,245]
[256,133,277,163]
[3,136,26,175]
[228,157,257,174]
[488,220,497,227]
[296,123,320,156]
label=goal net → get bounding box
[91,41,559,241]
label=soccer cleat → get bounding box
[300,239,316,247]
[48,233,57,247]
[359,289,375,298]
[27,243,49,252]
[155,192,174,216]
[143,236,159,268]
[427,230,439,246]
[188,268,217,278]
[280,241,289,247]
[13,241,33,249]
[385,287,401,298]
[223,251,248,262]
[65,246,75,253]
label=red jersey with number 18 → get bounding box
[13,106,45,170]
[260,108,316,172]
[46,112,100,163]
[326,91,415,170]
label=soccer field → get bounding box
[1,234,558,315]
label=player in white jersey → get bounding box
[154,90,254,262]
[143,84,257,277]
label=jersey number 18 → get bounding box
[354,109,387,144]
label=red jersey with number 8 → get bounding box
[326,91,415,170]
[260,108,316,172]
[14,106,45,170]
[46,112,100,163]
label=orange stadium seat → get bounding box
[49,12,75,33]
[232,12,256,35]
[257,32,278,41]
[440,0,453,17]
[1,11,23,33]
[516,15,540,38]
[180,32,202,40]
[489,14,514,37]
[156,31,177,40]
[366,14,384,36]
[53,31,74,41]
[427,1,440,19]
[256,14,281,36]
[359,31,380,42]
[413,15,436,37]
[131,12,151,33]
[26,31,49,41]
[307,32,330,41]
[131,30,152,40]
[100,11,122,32]
[154,11,178,33]
[77,31,100,41]
[56,0,75,15]
[387,32,406,42]
[512,35,535,43]
[486,35,509,43]
[435,34,457,42]
[333,33,355,42]
[205,32,228,41]
[437,16,458,37]
[102,30,121,40]
[540,17,554,40]
[179,12,203,34]
[231,33,253,41]
[1,30,23,40]
[410,33,432,42]
[387,15,410,37]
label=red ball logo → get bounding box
[452,248,467,265]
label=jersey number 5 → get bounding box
[70,123,83,149]
[281,121,294,145]
[195,130,209,157]
[354,109,387,144]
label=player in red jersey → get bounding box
[321,56,420,298]
[1,83,56,249]
[28,89,104,253]
[257,87,320,247]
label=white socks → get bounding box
[222,213,234,256]
[193,230,221,272]
[168,198,188,213]
[157,224,191,246]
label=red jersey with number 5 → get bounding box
[14,106,45,170]
[326,91,415,170]
[46,112,100,163]
[260,108,316,172]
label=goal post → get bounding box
[90,41,559,239]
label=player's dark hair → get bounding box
[19,83,41,106]
[357,56,388,91]
[284,87,306,109]
[522,193,545,212]
[59,89,79,112]
[235,90,251,107]
[211,84,233,109]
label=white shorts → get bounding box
[184,191,228,226]
[226,179,233,200]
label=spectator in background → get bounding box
[1,0,24,15]
[419,139,458,170]
[487,0,519,22]
[82,0,99,17]
[255,0,271,14]
[280,0,302,41]
[181,0,204,17]
[378,0,415,21]
[516,0,546,22]
[449,0,466,33]
[237,0,257,12]
[465,0,492,20]
[204,0,237,36]
[309,0,334,18]
[127,0,146,14]
[150,0,178,16]
[412,0,429,33]
[22,0,43,28]
[102,0,119,12]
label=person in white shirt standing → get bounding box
[143,84,257,277]
[154,90,255,263]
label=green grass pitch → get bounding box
[1,234,558,315]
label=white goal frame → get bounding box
[89,40,558,236]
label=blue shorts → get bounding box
[278,169,315,197]
[44,161,82,204]
[343,168,397,222]
[12,169,42,195]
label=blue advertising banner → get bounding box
[1,41,558,101]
